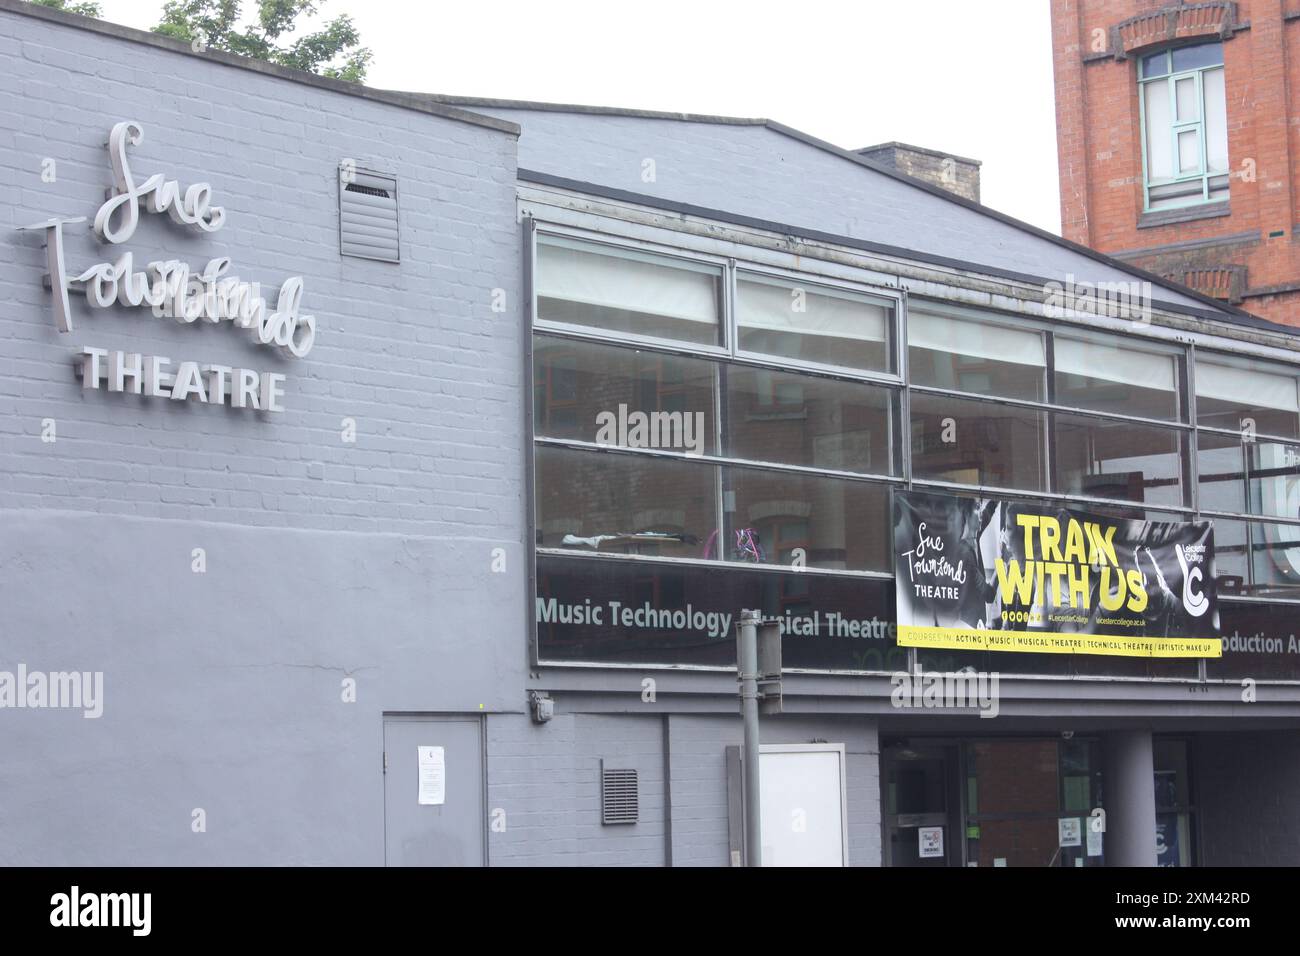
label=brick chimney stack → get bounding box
[857,141,982,203]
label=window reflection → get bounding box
[910,393,1046,491]
[1250,521,1300,592]
[535,446,718,559]
[1248,441,1300,520]
[534,337,717,452]
[1053,413,1186,506]
[1210,518,1250,593]
[963,738,1104,868]
[1197,431,1247,514]
[725,365,895,475]
[723,466,890,573]
[536,446,892,574]
[1154,738,1196,867]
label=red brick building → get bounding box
[1051,0,1300,324]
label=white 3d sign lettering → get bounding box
[18,120,317,413]
[94,120,227,242]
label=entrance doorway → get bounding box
[882,741,961,866]
[883,735,1111,867]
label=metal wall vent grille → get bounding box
[345,183,390,198]
[601,765,639,824]
[339,169,399,263]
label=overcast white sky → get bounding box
[96,0,1063,233]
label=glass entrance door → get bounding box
[883,742,960,866]
[962,737,1105,867]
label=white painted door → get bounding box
[759,744,848,866]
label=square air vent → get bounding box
[339,167,399,263]
[601,764,639,825]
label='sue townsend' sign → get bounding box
[893,490,1220,657]
[19,120,315,413]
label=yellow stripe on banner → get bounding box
[897,625,1222,658]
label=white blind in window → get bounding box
[1204,67,1228,173]
[1197,361,1300,412]
[908,310,1045,365]
[536,239,719,325]
[737,277,887,342]
[1144,81,1174,181]
[1055,338,1176,391]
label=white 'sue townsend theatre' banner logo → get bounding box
[19,120,316,413]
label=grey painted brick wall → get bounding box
[663,715,734,867]
[487,713,667,866]
[1196,730,1300,865]
[486,712,581,864]
[573,714,667,865]
[0,9,528,865]
[1,11,522,537]
[2,511,526,864]
[481,107,1219,314]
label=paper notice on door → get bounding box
[1058,817,1082,847]
[918,826,944,859]
[418,746,445,806]
[1087,824,1104,857]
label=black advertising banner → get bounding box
[894,490,1220,657]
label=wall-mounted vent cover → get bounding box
[601,764,639,824]
[339,168,399,263]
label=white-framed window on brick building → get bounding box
[1138,41,1229,211]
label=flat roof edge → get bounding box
[2,0,520,136]
[409,93,767,126]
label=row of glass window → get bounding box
[532,230,1300,596]
[536,439,1300,583]
[536,444,891,573]
[536,231,1300,440]
[539,443,1300,583]
[536,334,1300,520]
[537,232,894,374]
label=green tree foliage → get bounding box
[153,1,372,82]
[31,0,105,16]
